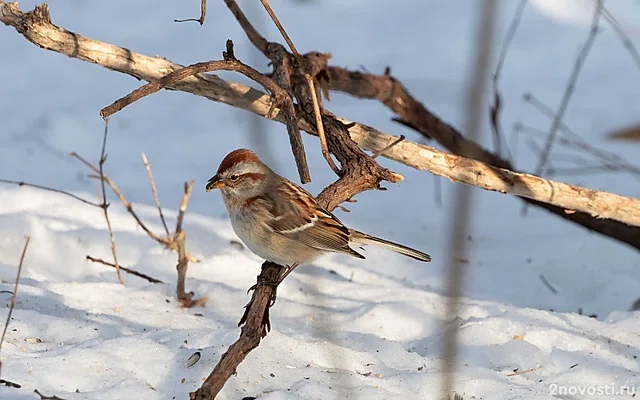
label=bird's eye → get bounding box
[229,174,239,181]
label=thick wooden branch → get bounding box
[326,67,640,248]
[1,1,639,247]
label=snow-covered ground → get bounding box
[1,0,640,399]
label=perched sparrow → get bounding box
[206,149,431,276]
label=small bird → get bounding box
[206,149,431,280]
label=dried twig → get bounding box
[0,178,101,207]
[372,135,405,159]
[598,1,640,72]
[440,1,498,398]
[523,94,640,176]
[490,0,526,159]
[70,153,195,257]
[539,274,558,294]
[325,67,640,247]
[174,181,206,308]
[0,378,20,388]
[101,39,310,184]
[506,366,542,377]
[141,153,170,236]
[71,148,202,304]
[529,1,603,186]
[0,236,31,379]
[258,0,339,176]
[174,0,206,25]
[86,255,164,284]
[97,119,123,284]
[34,389,67,400]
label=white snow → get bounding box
[1,1,640,399]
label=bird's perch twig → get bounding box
[0,236,31,379]
[1,1,639,246]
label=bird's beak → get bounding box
[205,174,225,192]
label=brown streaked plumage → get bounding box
[206,148,432,271]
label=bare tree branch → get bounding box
[174,181,206,308]
[34,389,67,400]
[0,178,102,207]
[174,0,206,25]
[325,68,640,248]
[490,0,527,159]
[86,255,164,284]
[258,0,339,175]
[100,39,310,184]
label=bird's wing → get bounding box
[264,179,363,258]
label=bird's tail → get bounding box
[350,230,431,262]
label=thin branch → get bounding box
[97,119,123,284]
[440,1,498,398]
[514,123,637,177]
[539,274,558,294]
[86,255,164,284]
[506,366,542,377]
[524,93,640,176]
[0,378,21,388]
[0,178,102,208]
[598,1,640,72]
[141,153,170,236]
[34,389,68,400]
[174,181,205,307]
[100,40,310,184]
[372,135,405,158]
[326,66,640,246]
[530,0,603,180]
[174,0,206,25]
[175,181,193,239]
[70,153,171,246]
[258,0,340,176]
[71,154,199,263]
[0,236,31,379]
[490,0,526,159]
[223,0,269,52]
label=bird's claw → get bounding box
[247,279,280,295]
